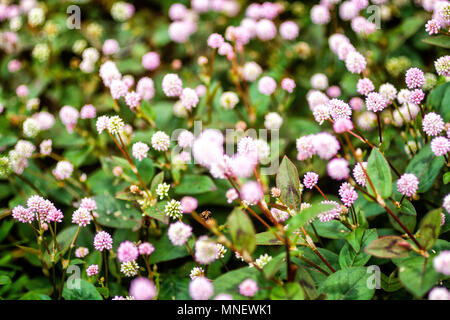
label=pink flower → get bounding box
[405,67,425,89]
[408,89,425,105]
[180,88,199,110]
[318,200,342,222]
[396,173,419,197]
[255,19,277,40]
[207,33,224,48]
[303,172,319,189]
[80,104,96,119]
[86,264,99,276]
[180,196,198,213]
[137,77,155,100]
[435,55,450,77]
[279,21,298,40]
[226,188,239,203]
[425,19,441,35]
[132,142,149,161]
[296,135,315,160]
[349,97,364,111]
[177,130,194,148]
[102,39,119,55]
[117,241,139,263]
[312,132,340,160]
[80,197,97,211]
[16,85,28,97]
[433,251,450,276]
[345,51,366,74]
[125,91,141,110]
[428,287,450,300]
[339,182,358,207]
[422,112,444,136]
[327,158,350,180]
[59,105,79,133]
[168,222,192,246]
[47,208,64,223]
[129,277,157,300]
[169,3,187,20]
[189,277,214,300]
[431,136,450,156]
[8,59,21,72]
[353,162,368,187]
[333,118,354,133]
[142,52,160,70]
[327,86,341,98]
[93,231,113,251]
[138,242,154,255]
[365,92,387,112]
[357,78,375,96]
[328,99,352,121]
[110,80,128,99]
[311,5,330,25]
[12,205,34,223]
[162,73,183,97]
[281,78,296,93]
[239,279,258,297]
[72,208,92,227]
[52,161,73,180]
[258,76,276,95]
[240,181,264,205]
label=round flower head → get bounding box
[296,135,316,160]
[195,236,217,264]
[264,112,283,130]
[12,205,34,223]
[93,231,113,251]
[169,3,187,20]
[59,105,79,133]
[333,118,354,133]
[242,62,262,82]
[177,130,194,148]
[162,73,183,97]
[313,104,330,125]
[117,241,139,263]
[405,67,425,89]
[311,5,330,25]
[271,208,290,223]
[132,142,149,161]
[207,33,224,48]
[180,88,199,111]
[168,221,192,246]
[137,77,155,100]
[80,104,96,119]
[423,112,444,136]
[180,196,198,213]
[365,92,387,112]
[142,52,160,70]
[339,182,358,207]
[357,78,375,96]
[189,277,214,300]
[443,194,450,214]
[428,287,450,300]
[431,136,450,156]
[96,116,109,134]
[408,89,424,105]
[16,85,29,97]
[125,91,141,110]
[138,242,154,255]
[107,116,124,135]
[53,161,73,180]
[226,188,239,203]
[345,51,367,74]
[318,200,342,222]
[72,208,92,227]
[258,76,276,96]
[281,78,296,93]
[279,21,299,40]
[121,261,139,277]
[86,265,99,276]
[48,207,64,223]
[255,19,277,41]
[219,91,239,109]
[75,247,89,258]
[433,251,450,276]
[303,172,319,189]
[102,39,119,55]
[110,79,127,99]
[328,99,352,121]
[311,73,328,90]
[327,86,341,98]
[239,279,258,297]
[327,158,350,180]
[312,132,340,160]
[129,277,157,300]
[435,55,450,77]
[396,173,419,197]
[151,131,170,151]
[240,181,263,205]
[214,294,233,300]
[164,199,182,219]
[379,83,397,103]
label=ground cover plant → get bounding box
[0,0,449,301]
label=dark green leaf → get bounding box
[227,208,256,254]
[366,148,392,199]
[174,174,217,195]
[276,156,301,211]
[417,208,442,250]
[365,236,412,258]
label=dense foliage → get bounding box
[0,0,449,300]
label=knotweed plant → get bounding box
[0,0,449,301]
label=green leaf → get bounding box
[366,148,392,199]
[405,144,444,193]
[174,174,217,195]
[339,229,378,269]
[19,292,52,300]
[365,236,412,258]
[213,267,260,299]
[149,235,194,264]
[95,194,141,229]
[398,256,441,297]
[417,208,442,250]
[380,271,402,293]
[386,196,417,233]
[276,156,301,211]
[150,171,164,193]
[444,172,450,185]
[256,231,306,246]
[62,279,103,300]
[318,267,375,300]
[422,35,450,49]
[296,266,319,300]
[286,203,335,235]
[0,275,11,286]
[227,208,256,254]
[270,283,304,300]
[263,253,285,279]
